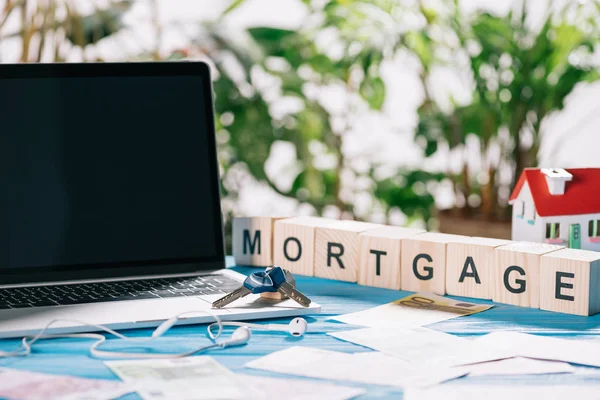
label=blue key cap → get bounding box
[243,267,287,294]
[212,267,287,308]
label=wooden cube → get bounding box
[446,237,512,300]
[357,226,426,290]
[493,241,564,308]
[273,217,339,276]
[540,249,600,316]
[401,232,468,295]
[314,220,382,282]
[232,217,286,267]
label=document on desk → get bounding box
[105,356,248,400]
[329,327,515,368]
[244,346,468,388]
[404,385,600,400]
[0,368,132,400]
[330,292,492,328]
[465,357,575,376]
[473,331,600,368]
[236,374,366,400]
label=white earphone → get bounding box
[0,311,308,360]
[207,317,308,338]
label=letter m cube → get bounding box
[233,217,285,267]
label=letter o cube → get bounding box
[273,217,339,276]
[493,241,564,308]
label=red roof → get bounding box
[509,168,600,217]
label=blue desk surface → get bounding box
[1,257,600,399]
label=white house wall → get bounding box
[536,212,600,251]
[512,182,545,243]
[512,182,600,251]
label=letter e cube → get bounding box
[540,248,600,316]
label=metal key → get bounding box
[212,267,287,308]
[277,280,311,308]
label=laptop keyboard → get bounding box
[0,275,241,309]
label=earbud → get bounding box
[266,317,308,337]
[222,326,251,347]
[209,318,309,338]
[288,317,308,337]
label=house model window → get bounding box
[545,222,561,242]
[518,201,525,219]
[590,220,600,241]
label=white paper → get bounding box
[329,327,515,368]
[244,346,467,388]
[329,302,451,328]
[404,385,600,400]
[465,357,575,376]
[236,375,365,400]
[106,356,249,400]
[474,331,600,368]
[0,368,132,400]
[330,293,491,329]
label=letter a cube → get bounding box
[358,226,425,290]
[401,233,469,295]
[232,217,285,267]
[446,237,512,300]
[540,248,600,316]
[314,220,382,282]
[493,241,564,308]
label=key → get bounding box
[212,267,287,308]
[260,268,295,300]
[277,281,311,307]
[211,286,251,308]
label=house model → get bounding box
[509,168,600,251]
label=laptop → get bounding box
[0,62,320,339]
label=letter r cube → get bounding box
[540,248,600,316]
[232,217,285,267]
[314,220,382,282]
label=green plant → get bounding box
[413,1,600,219]
[3,0,599,248]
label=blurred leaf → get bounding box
[221,0,246,16]
[65,1,133,47]
[406,31,433,69]
[360,76,385,110]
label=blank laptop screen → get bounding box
[0,73,222,270]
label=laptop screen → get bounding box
[0,64,224,278]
